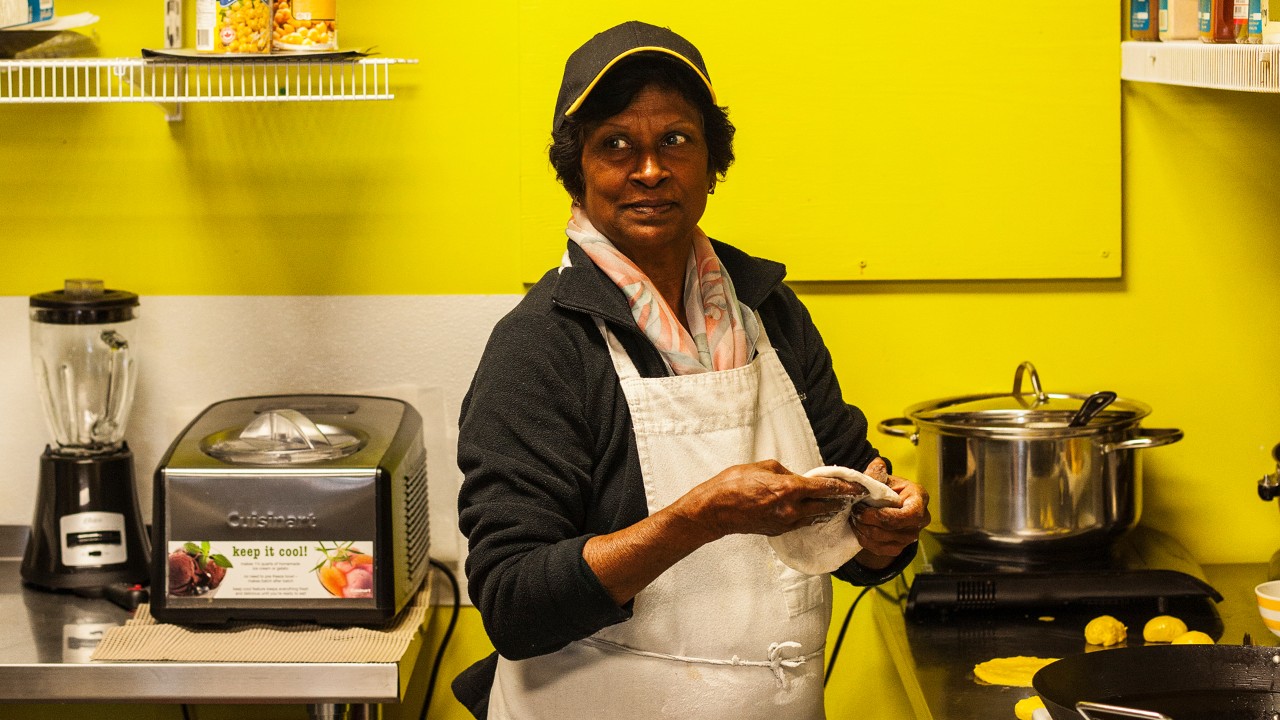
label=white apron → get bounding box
[488,317,836,720]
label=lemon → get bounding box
[1142,615,1189,643]
[1014,695,1046,720]
[1171,630,1214,645]
[1084,615,1127,646]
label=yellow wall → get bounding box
[0,1,1121,292]
[0,0,525,296]
[5,1,1280,719]
[513,4,1121,283]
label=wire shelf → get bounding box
[1122,40,1280,92]
[0,56,416,105]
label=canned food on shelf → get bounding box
[197,0,272,54]
[273,0,337,52]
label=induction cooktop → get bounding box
[904,526,1223,623]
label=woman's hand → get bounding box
[583,459,866,604]
[851,458,930,570]
[673,459,868,541]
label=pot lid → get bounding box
[905,363,1151,435]
[201,408,366,464]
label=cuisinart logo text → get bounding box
[226,511,318,529]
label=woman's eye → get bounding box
[605,137,631,150]
[664,133,688,146]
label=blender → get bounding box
[20,279,151,595]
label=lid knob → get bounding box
[1012,361,1050,408]
[240,409,333,450]
[201,408,365,465]
[64,278,105,298]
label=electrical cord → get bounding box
[824,585,873,687]
[418,557,461,720]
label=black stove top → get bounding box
[905,526,1223,628]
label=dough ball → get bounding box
[1014,695,1046,720]
[1171,630,1214,645]
[1084,615,1127,646]
[1142,615,1189,643]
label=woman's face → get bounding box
[579,83,713,260]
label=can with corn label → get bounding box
[196,0,271,53]
[273,0,337,51]
[195,0,271,52]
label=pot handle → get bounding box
[1100,428,1183,454]
[1075,700,1172,720]
[1013,361,1050,408]
[876,417,919,445]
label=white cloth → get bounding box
[488,316,831,720]
[768,466,902,576]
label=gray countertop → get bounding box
[0,526,429,705]
[873,552,1274,719]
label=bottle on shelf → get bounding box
[1198,0,1249,42]
[1161,0,1201,39]
[1245,0,1269,42]
[1132,0,1161,40]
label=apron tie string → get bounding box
[767,641,806,688]
[580,637,821,688]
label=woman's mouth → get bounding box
[624,201,675,215]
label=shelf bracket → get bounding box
[163,0,184,121]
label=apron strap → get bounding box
[592,316,648,381]
[579,636,823,689]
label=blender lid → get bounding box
[200,408,366,465]
[30,279,138,325]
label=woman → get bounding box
[454,21,930,719]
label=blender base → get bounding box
[20,445,151,593]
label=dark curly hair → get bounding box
[549,53,736,202]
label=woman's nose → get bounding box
[630,150,669,186]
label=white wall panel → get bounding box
[0,294,521,599]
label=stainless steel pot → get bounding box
[877,362,1182,555]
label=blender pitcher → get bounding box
[21,279,151,594]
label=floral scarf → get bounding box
[565,205,759,375]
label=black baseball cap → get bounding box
[552,21,716,133]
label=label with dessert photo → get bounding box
[165,540,373,600]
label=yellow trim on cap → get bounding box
[564,46,717,118]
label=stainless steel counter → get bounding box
[0,527,428,715]
[874,555,1273,719]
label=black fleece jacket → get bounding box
[452,239,915,717]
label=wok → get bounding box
[1033,645,1280,720]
